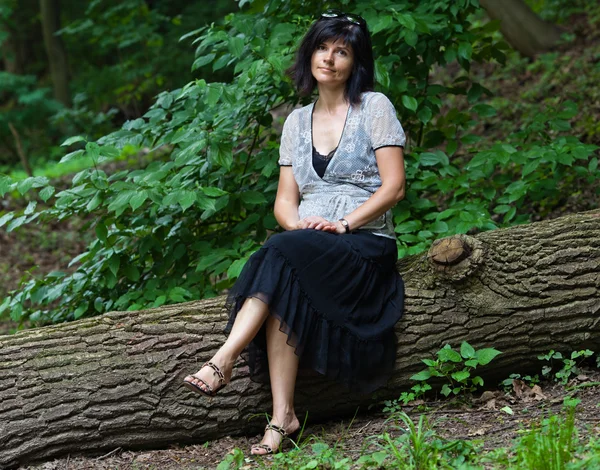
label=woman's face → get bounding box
[311,38,354,87]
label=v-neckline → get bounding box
[310,101,351,179]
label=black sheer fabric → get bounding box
[312,146,337,178]
[225,229,404,393]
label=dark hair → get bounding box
[288,15,374,105]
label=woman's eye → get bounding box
[338,50,347,56]
[317,45,327,51]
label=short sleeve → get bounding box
[278,111,297,166]
[367,93,406,150]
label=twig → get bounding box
[95,447,122,460]
[8,122,33,176]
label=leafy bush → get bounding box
[0,0,597,326]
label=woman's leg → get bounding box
[251,314,301,455]
[184,297,269,392]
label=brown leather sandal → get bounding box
[182,362,226,397]
[251,423,299,455]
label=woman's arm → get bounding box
[274,167,301,230]
[274,167,337,232]
[334,146,405,233]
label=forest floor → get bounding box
[22,370,600,469]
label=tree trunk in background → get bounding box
[39,0,70,107]
[1,210,599,469]
[480,0,564,58]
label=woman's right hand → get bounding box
[296,216,337,232]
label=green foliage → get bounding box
[538,349,596,385]
[0,72,62,166]
[216,448,245,470]
[359,412,482,469]
[502,403,579,470]
[501,373,540,392]
[410,342,502,397]
[1,0,598,325]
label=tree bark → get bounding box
[1,210,599,469]
[480,0,564,58]
[39,0,71,107]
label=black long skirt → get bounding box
[225,229,404,393]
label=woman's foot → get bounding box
[251,414,300,455]
[183,357,233,397]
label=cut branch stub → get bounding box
[428,234,484,281]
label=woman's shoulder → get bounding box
[283,102,312,126]
[360,91,394,109]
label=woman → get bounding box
[183,10,406,455]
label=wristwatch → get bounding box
[339,218,350,233]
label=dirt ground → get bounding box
[21,370,600,469]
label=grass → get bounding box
[216,405,600,469]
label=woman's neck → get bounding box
[315,85,348,114]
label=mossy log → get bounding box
[1,210,599,469]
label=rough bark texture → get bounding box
[480,0,563,58]
[39,0,71,107]
[1,210,599,469]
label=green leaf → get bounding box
[177,190,197,211]
[0,176,12,197]
[108,254,120,277]
[410,370,432,381]
[74,301,89,319]
[6,215,27,232]
[130,190,148,211]
[192,53,216,70]
[441,384,452,397]
[61,135,86,146]
[227,258,248,279]
[59,149,85,163]
[429,221,448,233]
[475,348,502,365]
[202,186,228,197]
[460,341,476,359]
[420,151,449,166]
[438,347,462,363]
[86,192,102,212]
[458,42,472,60]
[451,370,470,382]
[228,36,245,58]
[0,213,14,228]
[417,106,433,124]
[96,222,108,242]
[395,220,422,233]
[124,264,140,282]
[240,191,267,205]
[402,95,418,112]
[39,186,55,202]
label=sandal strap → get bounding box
[265,423,288,438]
[203,361,225,385]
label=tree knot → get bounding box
[428,234,484,281]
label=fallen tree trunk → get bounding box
[1,210,599,468]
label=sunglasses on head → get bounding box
[320,9,366,28]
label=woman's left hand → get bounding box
[297,216,337,232]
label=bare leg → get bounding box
[251,315,300,455]
[184,297,269,392]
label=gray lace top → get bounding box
[278,92,406,239]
